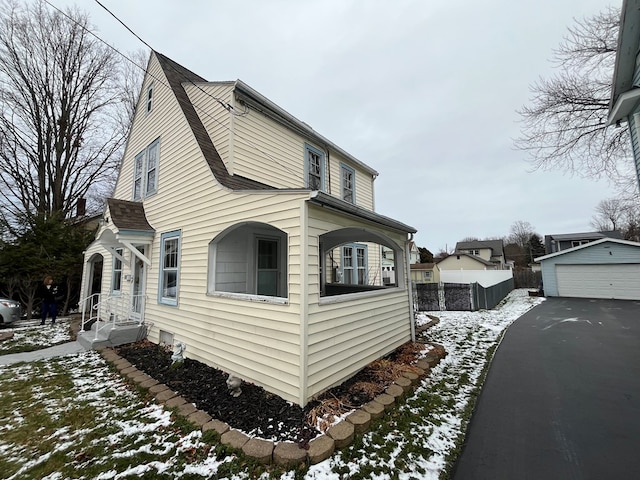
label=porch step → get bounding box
[77,321,148,350]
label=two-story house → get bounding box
[544,231,623,255]
[447,239,508,270]
[80,52,416,407]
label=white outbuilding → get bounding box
[535,238,640,301]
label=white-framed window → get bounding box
[111,248,123,294]
[133,138,160,201]
[342,243,367,285]
[305,144,325,191]
[159,230,180,306]
[146,83,154,113]
[341,163,355,203]
[468,249,480,255]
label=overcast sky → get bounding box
[55,0,623,253]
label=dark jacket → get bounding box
[38,284,61,303]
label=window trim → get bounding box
[304,143,325,191]
[111,248,123,294]
[340,163,356,203]
[158,230,181,306]
[341,243,368,285]
[132,138,160,201]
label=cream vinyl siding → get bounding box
[109,53,312,404]
[438,254,490,270]
[184,83,234,173]
[230,98,376,209]
[232,106,305,189]
[305,204,411,400]
[307,290,411,397]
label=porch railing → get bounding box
[81,292,146,341]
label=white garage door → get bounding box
[556,264,640,300]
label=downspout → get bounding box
[405,233,415,342]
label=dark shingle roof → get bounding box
[107,199,154,232]
[455,239,504,256]
[154,52,273,191]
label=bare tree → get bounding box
[0,0,141,231]
[590,198,628,231]
[508,220,537,248]
[515,7,634,191]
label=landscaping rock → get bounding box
[385,384,404,399]
[416,359,430,370]
[149,383,169,394]
[326,421,354,449]
[165,395,187,408]
[177,402,197,417]
[221,429,249,449]
[203,419,230,435]
[242,438,274,465]
[188,410,212,428]
[363,400,385,420]
[113,358,132,370]
[346,409,371,434]
[273,441,307,467]
[308,435,335,464]
[402,371,420,385]
[140,378,159,389]
[155,389,177,403]
[132,373,153,385]
[374,393,395,411]
[394,376,412,392]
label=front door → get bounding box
[131,246,146,321]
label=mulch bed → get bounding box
[116,340,429,445]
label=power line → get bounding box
[42,0,307,185]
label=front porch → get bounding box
[76,292,150,350]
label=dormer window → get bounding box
[146,83,154,113]
[305,144,325,191]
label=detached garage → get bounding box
[535,238,640,301]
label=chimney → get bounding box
[76,198,86,217]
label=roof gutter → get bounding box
[308,191,417,234]
[234,80,378,177]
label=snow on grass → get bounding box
[0,289,544,479]
[0,318,72,354]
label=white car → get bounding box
[0,298,21,325]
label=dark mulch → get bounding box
[116,340,427,445]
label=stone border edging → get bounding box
[97,344,447,468]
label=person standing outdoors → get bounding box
[38,275,59,325]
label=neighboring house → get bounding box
[80,52,416,407]
[410,263,440,283]
[437,252,498,271]
[608,0,640,189]
[382,241,420,285]
[535,238,640,300]
[453,240,508,269]
[544,231,623,255]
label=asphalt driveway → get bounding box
[453,297,640,480]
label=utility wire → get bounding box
[42,0,307,185]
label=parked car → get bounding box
[0,298,21,325]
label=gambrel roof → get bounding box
[155,52,273,191]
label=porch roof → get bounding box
[309,191,416,234]
[106,198,154,232]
